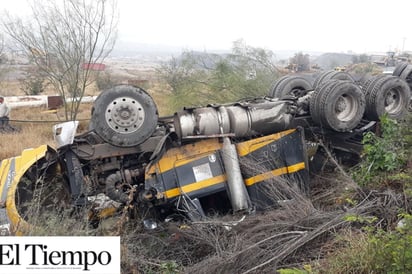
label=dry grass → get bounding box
[0,77,102,97]
[0,103,93,160]
[148,80,175,116]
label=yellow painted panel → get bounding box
[236,129,296,156]
[164,174,226,199]
[244,162,305,186]
[2,145,49,234]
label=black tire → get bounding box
[313,70,354,89]
[327,71,355,82]
[91,85,158,147]
[359,77,374,93]
[270,75,312,98]
[364,75,410,120]
[310,80,365,132]
[313,70,335,89]
[269,75,290,97]
[393,62,408,77]
[400,64,412,80]
[310,80,341,125]
[360,74,387,94]
[400,64,412,92]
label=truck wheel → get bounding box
[400,64,412,90]
[310,80,365,132]
[364,75,410,120]
[393,62,408,77]
[269,75,312,98]
[313,71,335,89]
[269,75,289,97]
[400,64,412,80]
[313,70,354,89]
[91,85,158,147]
[360,74,386,93]
[310,80,340,124]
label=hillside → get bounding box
[313,52,355,70]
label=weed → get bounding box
[353,115,407,186]
[367,214,412,273]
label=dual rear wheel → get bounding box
[270,71,410,132]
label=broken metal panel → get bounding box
[53,121,79,148]
[238,128,309,210]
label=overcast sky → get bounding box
[2,0,411,54]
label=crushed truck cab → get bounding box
[0,129,309,235]
[0,70,410,234]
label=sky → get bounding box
[2,0,412,54]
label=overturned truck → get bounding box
[0,68,411,235]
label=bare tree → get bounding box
[232,39,280,75]
[0,34,5,63]
[2,0,118,120]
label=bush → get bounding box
[368,214,412,273]
[314,217,412,274]
[20,73,48,95]
[95,71,116,91]
[314,113,412,273]
[158,41,280,111]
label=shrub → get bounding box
[368,214,412,273]
[353,115,407,186]
[313,217,412,274]
[95,71,116,91]
[20,73,48,95]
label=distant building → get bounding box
[82,63,106,71]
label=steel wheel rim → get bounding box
[105,96,145,134]
[334,94,357,122]
[384,88,403,114]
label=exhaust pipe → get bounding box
[221,137,251,212]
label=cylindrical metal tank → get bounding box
[174,99,293,139]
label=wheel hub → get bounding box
[335,97,347,113]
[384,89,401,113]
[335,94,356,122]
[105,97,145,134]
